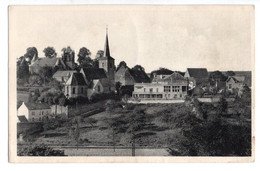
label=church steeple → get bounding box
[103,26,110,57]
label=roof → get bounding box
[81,68,107,80]
[17,116,28,123]
[187,68,209,78]
[30,57,59,67]
[226,76,245,83]
[88,79,100,89]
[24,102,51,110]
[53,70,77,78]
[66,73,87,86]
[128,68,150,83]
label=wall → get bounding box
[28,109,52,122]
[51,105,68,118]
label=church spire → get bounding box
[103,26,110,57]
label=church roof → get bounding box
[96,27,115,61]
[66,73,87,86]
[186,68,209,78]
[81,68,107,81]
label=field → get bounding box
[18,99,251,156]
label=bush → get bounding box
[18,144,66,156]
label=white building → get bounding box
[17,102,51,122]
[132,72,188,100]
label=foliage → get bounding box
[77,47,93,67]
[116,61,127,71]
[24,47,38,63]
[95,50,104,58]
[43,47,57,58]
[18,144,65,156]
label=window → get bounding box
[72,87,75,94]
[156,88,159,92]
[150,88,153,93]
[97,85,101,92]
[144,88,146,92]
[172,86,180,92]
[81,87,84,93]
[229,84,232,89]
[164,86,171,92]
[182,86,187,92]
[31,112,35,116]
[42,111,44,115]
[102,63,105,67]
[66,86,69,94]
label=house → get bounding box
[79,67,109,93]
[53,70,77,84]
[115,64,150,86]
[132,81,188,100]
[132,72,188,101]
[152,71,187,84]
[87,79,104,99]
[17,102,51,122]
[184,68,209,88]
[226,76,245,94]
[64,72,88,98]
[29,48,77,74]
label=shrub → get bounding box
[18,144,65,156]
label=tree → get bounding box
[77,47,92,67]
[226,71,236,77]
[115,82,122,96]
[116,61,127,71]
[24,47,38,63]
[39,66,54,85]
[17,57,29,81]
[95,50,104,58]
[216,96,228,115]
[43,47,57,58]
[132,65,145,72]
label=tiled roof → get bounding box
[128,68,150,83]
[226,76,245,83]
[53,70,77,78]
[24,102,51,110]
[187,68,209,78]
[17,115,28,122]
[81,68,107,80]
[66,73,87,86]
[30,57,59,67]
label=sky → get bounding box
[9,5,253,73]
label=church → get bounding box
[52,28,116,99]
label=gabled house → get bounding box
[153,71,187,84]
[87,79,104,99]
[79,67,109,93]
[226,76,245,92]
[17,102,51,122]
[64,73,88,98]
[150,68,174,82]
[115,64,150,86]
[184,68,209,88]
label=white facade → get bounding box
[17,102,52,122]
[132,82,188,100]
[87,80,104,99]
